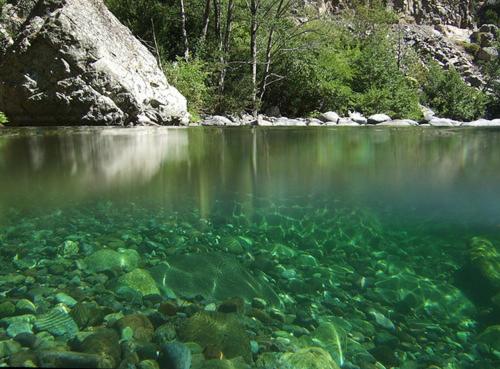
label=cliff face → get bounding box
[328,0,475,28]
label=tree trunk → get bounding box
[218,0,235,97]
[250,0,259,116]
[213,0,222,46]
[200,0,211,42]
[179,0,189,61]
[259,0,285,103]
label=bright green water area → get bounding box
[0,127,499,369]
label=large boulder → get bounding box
[0,0,188,126]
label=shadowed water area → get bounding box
[0,127,500,369]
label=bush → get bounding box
[163,58,213,121]
[459,41,481,57]
[0,112,8,125]
[421,62,488,121]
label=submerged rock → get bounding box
[83,249,140,273]
[278,347,339,369]
[159,342,192,369]
[37,350,114,369]
[0,0,188,125]
[114,268,160,297]
[34,307,78,339]
[178,311,251,363]
[149,252,280,305]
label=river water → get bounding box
[0,127,499,369]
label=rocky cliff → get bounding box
[327,0,475,28]
[0,0,189,126]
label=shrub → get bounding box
[459,41,481,57]
[163,58,213,120]
[421,62,488,121]
[0,112,7,125]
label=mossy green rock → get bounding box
[0,301,15,318]
[149,253,280,305]
[279,347,340,369]
[115,269,160,297]
[469,237,500,288]
[178,311,251,363]
[84,248,140,273]
[200,357,250,369]
[477,325,500,351]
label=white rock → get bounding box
[461,119,500,127]
[348,111,368,124]
[429,117,461,127]
[274,117,307,126]
[321,111,340,123]
[337,118,360,126]
[368,114,391,124]
[420,106,436,122]
[257,115,273,126]
[377,119,419,127]
[307,118,324,126]
[201,115,233,126]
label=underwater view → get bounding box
[0,126,500,369]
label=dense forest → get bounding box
[103,0,499,121]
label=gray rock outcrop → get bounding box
[0,0,189,126]
[327,0,474,28]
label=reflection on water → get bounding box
[1,127,500,225]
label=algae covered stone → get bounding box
[477,325,500,352]
[83,249,140,273]
[279,347,340,369]
[178,311,251,362]
[468,237,500,288]
[115,268,160,297]
[149,253,280,305]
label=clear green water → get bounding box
[0,127,499,369]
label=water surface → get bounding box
[0,127,499,368]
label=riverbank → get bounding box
[195,112,500,128]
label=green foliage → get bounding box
[105,0,486,120]
[421,62,488,121]
[163,58,213,120]
[0,112,8,125]
[478,4,500,26]
[459,41,481,56]
[266,18,421,119]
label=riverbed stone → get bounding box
[278,347,340,369]
[149,252,280,305]
[115,268,160,297]
[115,314,154,342]
[159,342,192,369]
[0,339,22,359]
[84,248,140,273]
[178,311,251,362]
[0,0,188,126]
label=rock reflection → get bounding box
[0,127,500,223]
